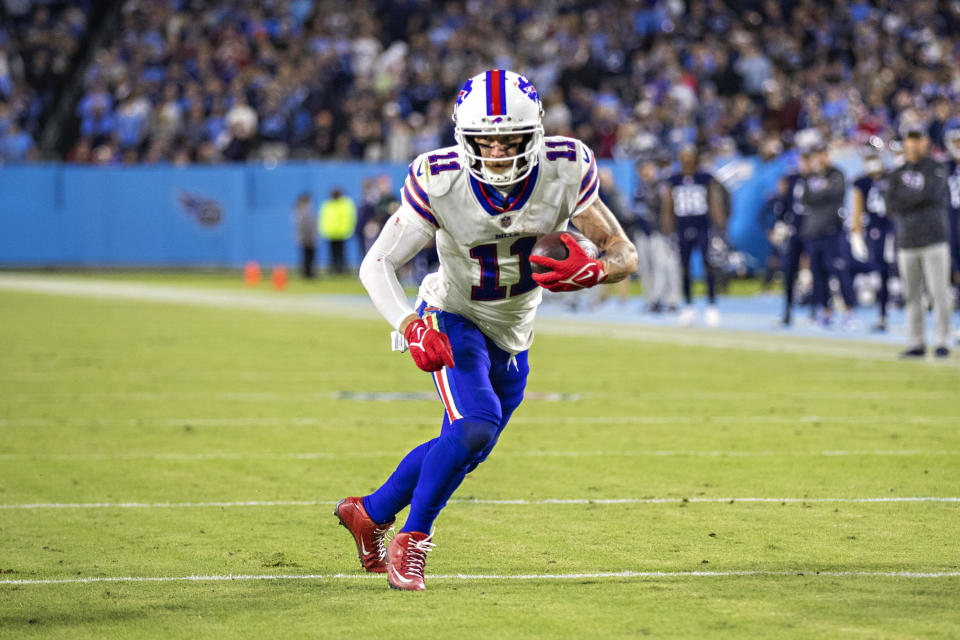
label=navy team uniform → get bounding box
[948,160,960,296]
[800,166,856,316]
[668,171,716,303]
[854,175,894,320]
[780,172,806,318]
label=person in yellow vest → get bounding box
[319,187,357,274]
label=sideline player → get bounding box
[661,145,726,327]
[800,139,857,327]
[850,148,893,331]
[334,70,638,591]
[945,128,960,342]
[776,147,809,325]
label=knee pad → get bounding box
[451,418,499,457]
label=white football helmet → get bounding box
[452,69,544,186]
[945,128,960,159]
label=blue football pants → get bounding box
[363,303,528,533]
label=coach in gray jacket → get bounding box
[885,124,952,358]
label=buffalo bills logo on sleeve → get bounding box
[456,79,473,107]
[516,75,540,105]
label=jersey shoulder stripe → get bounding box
[579,147,598,198]
[577,160,599,208]
[402,160,439,227]
[406,165,431,208]
[402,183,439,227]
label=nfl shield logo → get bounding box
[500,215,512,229]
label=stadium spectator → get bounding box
[43,0,957,165]
[0,0,89,152]
[0,118,35,163]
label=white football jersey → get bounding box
[397,136,600,354]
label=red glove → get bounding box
[404,318,455,372]
[529,233,607,292]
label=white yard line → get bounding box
[3,274,953,364]
[4,391,960,400]
[0,449,956,462]
[1,497,957,510]
[3,414,959,429]
[2,570,958,586]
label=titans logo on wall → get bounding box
[456,79,473,107]
[177,190,223,227]
[516,75,539,105]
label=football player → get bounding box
[661,145,726,327]
[850,147,893,331]
[945,128,960,342]
[334,70,638,591]
[799,138,857,328]
[775,145,810,326]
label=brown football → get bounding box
[529,230,599,274]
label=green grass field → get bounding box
[1,273,958,638]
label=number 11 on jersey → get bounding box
[470,236,538,300]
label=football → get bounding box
[529,230,599,274]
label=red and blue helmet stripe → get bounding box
[485,69,507,117]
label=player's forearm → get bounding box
[574,198,639,283]
[359,253,417,330]
[601,238,638,283]
[708,182,726,228]
[851,210,864,233]
[851,192,864,233]
[358,209,434,330]
[661,197,675,234]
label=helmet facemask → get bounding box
[455,124,544,187]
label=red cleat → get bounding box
[333,497,394,573]
[386,531,434,591]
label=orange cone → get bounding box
[244,261,261,286]
[271,265,287,290]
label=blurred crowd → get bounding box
[3,0,959,165]
[0,0,90,163]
